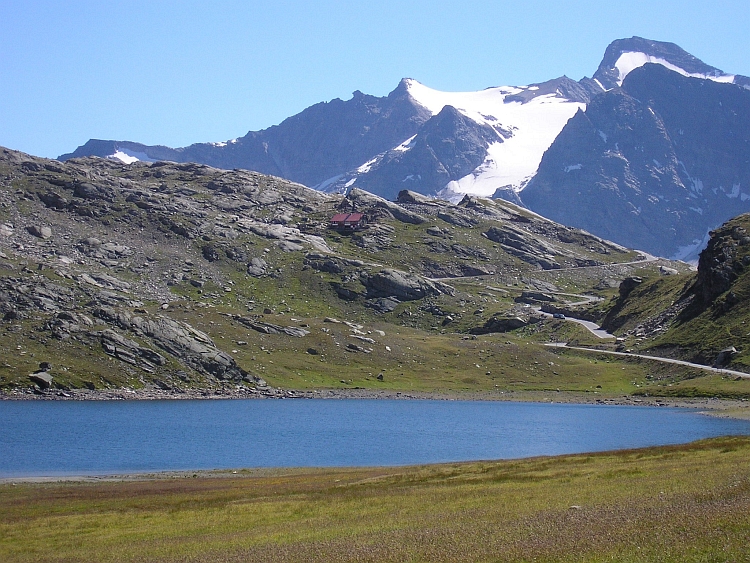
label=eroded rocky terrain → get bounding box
[0,147,692,397]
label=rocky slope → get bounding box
[2,146,690,396]
[597,213,750,372]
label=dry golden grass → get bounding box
[2,437,750,562]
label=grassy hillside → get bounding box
[599,214,750,374]
[1,147,747,402]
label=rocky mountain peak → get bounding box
[589,36,750,92]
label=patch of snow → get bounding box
[653,159,662,167]
[598,130,608,143]
[679,162,704,195]
[313,174,344,191]
[593,78,605,91]
[672,230,713,263]
[564,164,582,172]
[356,157,379,174]
[107,148,157,164]
[393,135,417,152]
[689,206,703,215]
[614,52,736,86]
[728,183,742,199]
[211,142,228,147]
[402,174,421,182]
[344,178,357,188]
[403,79,584,198]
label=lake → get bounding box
[2,399,749,477]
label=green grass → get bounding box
[2,437,750,562]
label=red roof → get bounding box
[331,213,364,223]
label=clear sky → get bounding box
[1,0,748,159]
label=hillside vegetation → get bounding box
[598,214,750,377]
[3,146,748,402]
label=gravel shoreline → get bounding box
[2,385,749,419]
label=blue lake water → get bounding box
[2,399,750,477]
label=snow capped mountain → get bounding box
[521,63,750,260]
[58,37,750,258]
[318,78,587,201]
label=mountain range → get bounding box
[60,37,750,260]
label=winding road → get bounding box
[545,343,750,380]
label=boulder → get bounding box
[362,269,440,301]
[397,190,435,205]
[516,291,556,304]
[470,315,542,335]
[29,371,53,389]
[247,257,268,277]
[38,191,69,209]
[27,225,52,239]
[74,182,111,200]
[366,297,400,313]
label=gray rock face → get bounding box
[362,269,445,301]
[521,63,750,259]
[619,277,643,298]
[94,307,247,381]
[714,346,737,367]
[484,225,561,270]
[693,220,750,306]
[99,329,166,373]
[61,79,431,190]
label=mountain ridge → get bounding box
[58,37,750,259]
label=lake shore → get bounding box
[3,385,750,419]
[3,437,750,562]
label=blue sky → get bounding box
[1,0,748,158]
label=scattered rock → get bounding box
[366,297,400,313]
[247,257,268,277]
[27,225,52,239]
